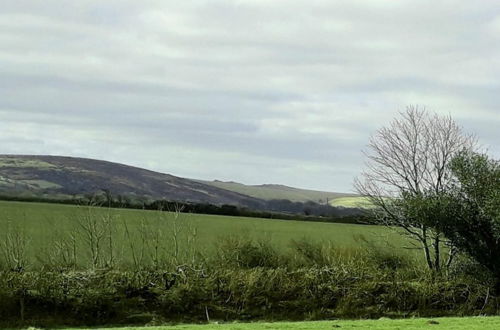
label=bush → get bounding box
[213,236,286,269]
[1,257,499,327]
[0,231,499,327]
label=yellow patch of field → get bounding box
[330,196,374,209]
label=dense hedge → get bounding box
[0,238,497,327]
[0,268,495,327]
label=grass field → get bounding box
[62,317,500,330]
[1,201,493,327]
[0,200,406,267]
[329,196,374,209]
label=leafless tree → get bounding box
[148,203,198,268]
[1,220,31,271]
[75,198,117,269]
[123,217,148,270]
[355,106,477,271]
[38,227,78,271]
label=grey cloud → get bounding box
[0,0,499,191]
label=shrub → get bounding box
[213,236,286,269]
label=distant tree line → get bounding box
[0,192,367,224]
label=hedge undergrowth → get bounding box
[0,237,498,328]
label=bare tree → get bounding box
[38,228,78,271]
[148,203,198,268]
[1,220,31,271]
[123,217,148,270]
[75,198,117,269]
[355,106,477,271]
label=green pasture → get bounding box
[329,196,374,209]
[0,200,407,267]
[62,317,500,330]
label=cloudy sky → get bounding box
[1,1,499,192]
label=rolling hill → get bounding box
[0,155,365,211]
[0,155,266,208]
[198,180,357,203]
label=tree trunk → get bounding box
[494,278,500,296]
[445,246,456,272]
[421,226,434,270]
[433,234,441,272]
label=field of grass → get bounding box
[0,200,407,267]
[329,196,374,209]
[63,317,500,330]
[2,200,494,327]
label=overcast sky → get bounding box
[1,1,499,192]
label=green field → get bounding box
[1,201,493,327]
[0,200,405,268]
[63,317,500,330]
[329,196,374,209]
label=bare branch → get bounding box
[355,106,477,270]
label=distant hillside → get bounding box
[0,155,265,208]
[199,180,358,204]
[0,155,366,213]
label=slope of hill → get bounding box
[198,180,358,203]
[0,155,365,212]
[0,155,265,208]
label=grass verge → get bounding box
[60,317,500,330]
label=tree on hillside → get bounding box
[355,106,477,271]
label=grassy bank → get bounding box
[62,317,500,329]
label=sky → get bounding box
[1,0,499,192]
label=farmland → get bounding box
[329,196,373,209]
[0,200,496,327]
[0,200,402,268]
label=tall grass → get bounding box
[0,203,497,327]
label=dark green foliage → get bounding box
[422,152,500,289]
[214,237,285,269]
[0,268,496,327]
[0,239,498,327]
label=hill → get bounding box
[0,155,265,208]
[198,180,357,203]
[0,155,366,213]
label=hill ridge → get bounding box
[0,154,362,209]
[0,154,264,208]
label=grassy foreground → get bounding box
[66,317,500,329]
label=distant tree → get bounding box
[101,189,113,207]
[355,106,477,271]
